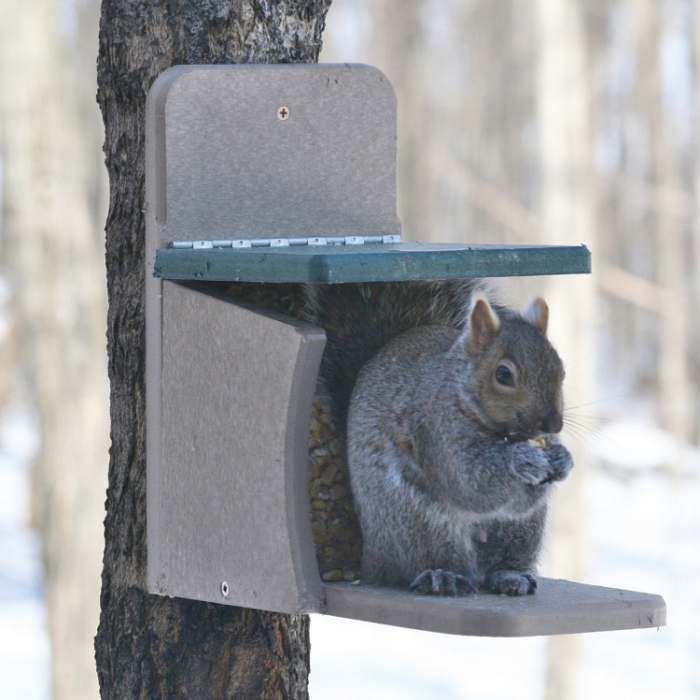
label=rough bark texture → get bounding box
[95,2,331,698]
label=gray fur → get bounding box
[305,281,572,597]
[347,308,572,596]
[303,280,489,426]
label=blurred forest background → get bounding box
[0,0,698,698]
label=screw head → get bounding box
[221,581,230,598]
[277,105,290,121]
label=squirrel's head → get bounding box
[454,294,565,442]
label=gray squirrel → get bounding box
[305,280,573,596]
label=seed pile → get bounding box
[308,398,362,582]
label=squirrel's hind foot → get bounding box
[485,570,537,596]
[409,569,478,596]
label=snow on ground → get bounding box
[589,418,700,473]
[311,422,700,699]
[1,407,698,699]
[0,406,49,700]
[578,468,700,700]
[310,616,547,700]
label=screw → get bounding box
[277,105,290,121]
[221,581,230,598]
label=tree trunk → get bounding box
[368,0,426,241]
[536,2,596,699]
[642,0,693,448]
[0,2,108,698]
[94,2,331,698]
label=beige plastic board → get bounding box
[144,64,665,636]
[146,282,326,612]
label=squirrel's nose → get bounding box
[541,411,563,434]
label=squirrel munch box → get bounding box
[144,64,665,636]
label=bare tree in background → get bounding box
[0,1,108,698]
[537,1,596,699]
[94,2,331,696]
[368,0,428,241]
[452,0,538,247]
[643,0,693,447]
[323,1,699,698]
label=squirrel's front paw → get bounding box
[542,443,573,482]
[485,570,537,596]
[509,443,552,486]
[409,569,478,596]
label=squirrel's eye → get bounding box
[495,364,515,387]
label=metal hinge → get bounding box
[169,234,402,250]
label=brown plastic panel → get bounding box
[322,579,666,637]
[145,63,399,246]
[146,282,326,612]
[144,64,666,635]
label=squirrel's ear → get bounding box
[523,297,549,335]
[466,294,501,350]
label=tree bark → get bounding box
[94,2,331,697]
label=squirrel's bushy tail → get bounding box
[304,280,487,426]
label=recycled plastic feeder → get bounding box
[145,63,666,636]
